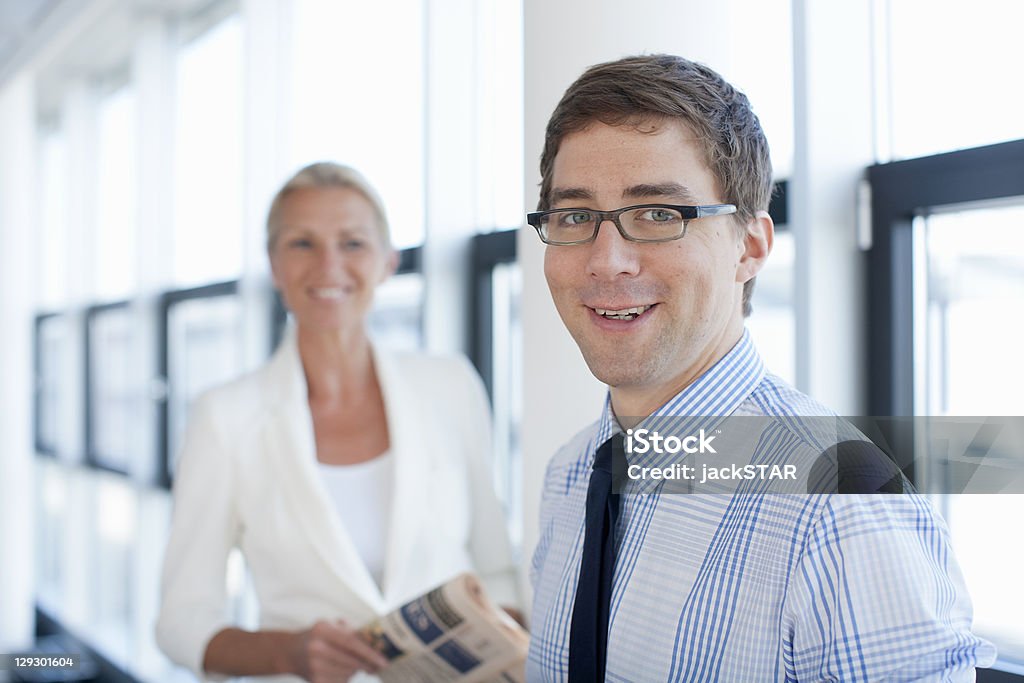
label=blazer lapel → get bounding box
[260,336,387,614]
[372,346,434,607]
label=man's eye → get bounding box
[637,208,682,223]
[558,211,594,226]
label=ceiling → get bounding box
[0,0,222,96]
[0,0,68,82]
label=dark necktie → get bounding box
[567,433,623,682]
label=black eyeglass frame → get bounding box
[526,203,738,245]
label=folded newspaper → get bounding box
[360,573,527,683]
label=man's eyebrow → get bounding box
[549,187,594,204]
[623,183,699,203]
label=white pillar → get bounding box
[791,0,874,414]
[0,71,38,652]
[519,0,734,606]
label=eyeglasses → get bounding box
[526,203,737,245]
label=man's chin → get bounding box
[581,353,650,389]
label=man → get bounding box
[526,55,994,682]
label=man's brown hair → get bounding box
[538,54,773,316]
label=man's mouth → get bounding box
[591,304,654,321]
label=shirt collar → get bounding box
[594,328,765,447]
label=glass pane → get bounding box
[745,231,795,385]
[368,272,424,351]
[287,1,425,249]
[173,15,244,286]
[888,1,1024,159]
[37,314,83,462]
[917,202,1024,664]
[167,295,246,479]
[476,0,524,230]
[38,129,68,307]
[491,262,522,550]
[89,307,149,475]
[35,461,67,606]
[95,85,137,300]
[921,205,1024,416]
[91,475,137,668]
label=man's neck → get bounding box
[609,326,744,428]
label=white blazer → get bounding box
[156,336,519,682]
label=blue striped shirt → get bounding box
[527,330,995,681]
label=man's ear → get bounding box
[736,211,773,284]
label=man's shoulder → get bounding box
[736,371,854,448]
[548,420,602,468]
[741,371,838,418]
[741,372,908,494]
[536,421,606,500]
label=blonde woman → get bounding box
[157,163,518,682]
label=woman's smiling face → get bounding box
[270,186,396,334]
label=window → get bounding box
[367,272,425,351]
[38,128,68,307]
[474,0,524,229]
[34,461,67,608]
[85,302,151,477]
[884,0,1024,160]
[869,139,1024,670]
[34,313,83,463]
[90,475,137,667]
[489,261,523,548]
[172,15,244,286]
[286,0,425,249]
[469,231,520,547]
[94,84,137,301]
[915,203,1024,664]
[161,282,246,486]
[917,205,1024,416]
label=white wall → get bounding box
[791,0,873,415]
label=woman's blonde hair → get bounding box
[266,162,391,251]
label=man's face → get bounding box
[543,120,764,405]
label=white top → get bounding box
[316,452,394,588]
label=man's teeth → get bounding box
[594,305,652,320]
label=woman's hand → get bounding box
[287,620,390,682]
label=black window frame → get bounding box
[468,230,517,396]
[868,138,1024,680]
[867,138,1024,416]
[157,279,240,488]
[33,311,77,459]
[83,299,138,477]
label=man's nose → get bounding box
[586,219,640,278]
